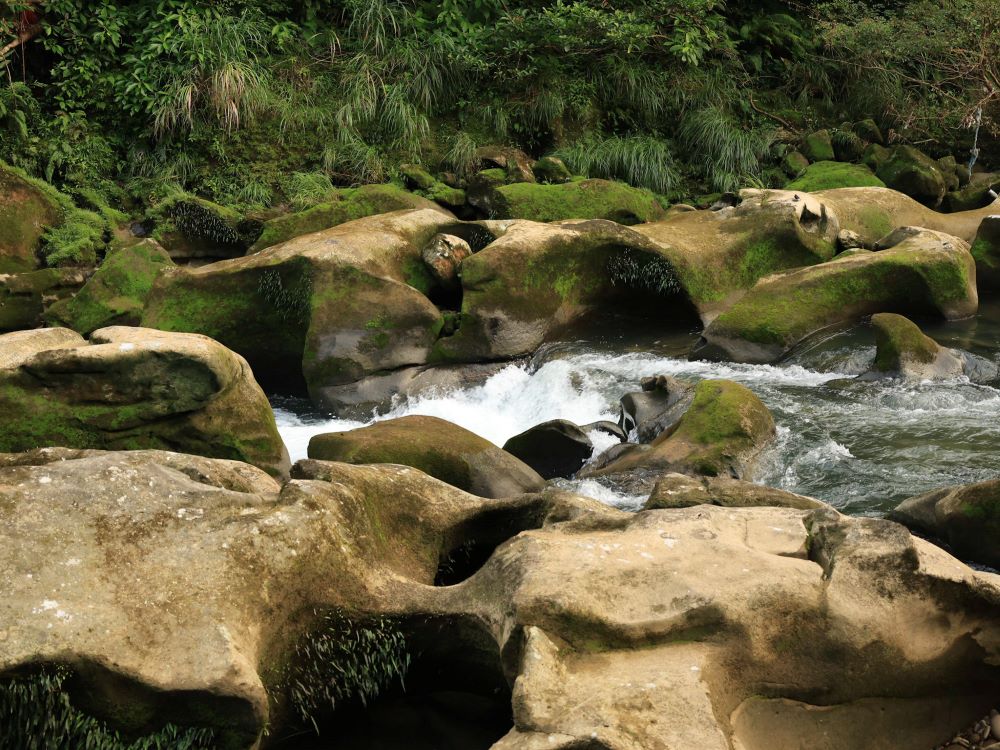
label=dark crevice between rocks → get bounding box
[435,502,549,586]
[0,661,257,750]
[271,613,512,750]
[439,223,497,253]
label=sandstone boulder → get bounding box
[584,379,776,482]
[0,453,998,749]
[0,267,89,331]
[891,480,1000,568]
[46,239,173,334]
[860,312,964,380]
[696,228,977,363]
[0,162,62,273]
[619,374,695,442]
[308,415,545,497]
[645,472,828,510]
[0,326,289,476]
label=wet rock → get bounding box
[860,313,964,381]
[584,379,776,482]
[695,228,977,363]
[645,472,828,510]
[308,414,545,497]
[973,215,1000,290]
[619,375,695,442]
[502,419,594,479]
[891,479,1000,568]
[422,233,472,290]
[582,420,627,442]
[0,326,290,477]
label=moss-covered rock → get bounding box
[801,130,835,162]
[250,184,447,251]
[781,150,810,178]
[399,163,437,190]
[635,189,839,320]
[308,415,545,497]
[474,145,536,183]
[0,162,107,271]
[147,193,258,260]
[532,156,572,184]
[937,155,961,192]
[853,119,883,145]
[971,215,1000,290]
[696,228,977,363]
[862,143,892,173]
[484,179,667,224]
[0,268,90,332]
[432,218,686,363]
[865,312,963,380]
[584,379,776,480]
[831,128,866,162]
[942,178,1000,212]
[0,326,290,477]
[785,161,886,191]
[814,185,999,246]
[143,209,458,398]
[45,239,174,334]
[875,145,948,208]
[891,480,1000,568]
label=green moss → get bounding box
[491,179,667,224]
[786,161,885,192]
[252,184,436,250]
[871,313,938,371]
[46,240,173,333]
[801,130,835,162]
[857,206,893,240]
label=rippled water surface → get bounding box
[274,301,1000,516]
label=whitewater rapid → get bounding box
[274,326,1000,516]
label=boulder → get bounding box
[645,472,828,510]
[618,374,695,442]
[581,420,627,442]
[891,480,1000,568]
[876,145,948,208]
[815,185,1000,245]
[476,179,667,224]
[836,229,867,251]
[399,163,438,190]
[142,209,460,397]
[861,312,964,380]
[146,193,257,261]
[0,267,89,332]
[45,239,173,334]
[421,233,472,291]
[862,143,891,173]
[0,326,289,477]
[474,146,536,183]
[781,150,809,177]
[633,188,840,322]
[696,228,978,363]
[502,420,594,479]
[972,215,1000,290]
[250,184,448,252]
[584,379,776,481]
[937,155,961,192]
[785,161,885,191]
[0,162,62,273]
[801,129,835,162]
[531,156,572,184]
[4,453,997,748]
[853,118,884,145]
[943,178,1000,212]
[832,129,866,162]
[307,414,545,497]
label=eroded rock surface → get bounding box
[0,452,997,750]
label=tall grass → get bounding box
[676,107,775,191]
[555,135,679,193]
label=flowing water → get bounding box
[274,301,1000,517]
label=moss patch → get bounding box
[871,312,939,371]
[490,179,667,224]
[786,161,885,192]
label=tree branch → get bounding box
[0,22,41,60]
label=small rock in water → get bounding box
[502,419,594,480]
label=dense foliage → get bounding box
[0,0,997,208]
